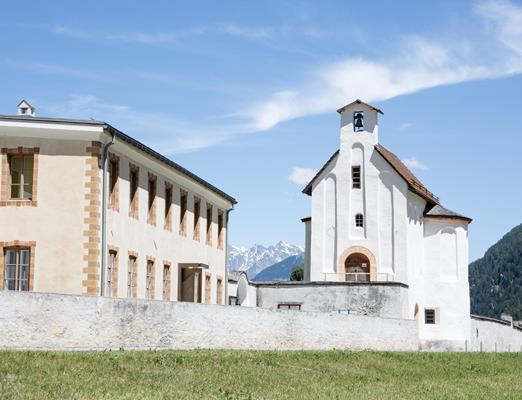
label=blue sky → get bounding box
[1,0,522,260]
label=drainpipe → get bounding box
[100,130,116,296]
[224,206,234,305]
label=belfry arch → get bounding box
[338,246,377,282]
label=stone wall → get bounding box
[0,291,417,351]
[255,282,409,318]
[469,316,522,352]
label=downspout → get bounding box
[100,129,116,296]
[224,206,234,305]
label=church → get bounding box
[301,99,472,346]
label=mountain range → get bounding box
[252,254,305,282]
[228,241,304,278]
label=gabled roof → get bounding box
[0,114,237,205]
[17,99,35,110]
[302,149,340,195]
[336,99,383,115]
[375,144,439,206]
[425,205,472,223]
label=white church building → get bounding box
[301,99,472,346]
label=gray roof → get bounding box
[425,205,471,222]
[0,114,237,205]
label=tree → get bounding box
[290,264,304,281]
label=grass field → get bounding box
[0,350,521,399]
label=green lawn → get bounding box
[0,350,520,399]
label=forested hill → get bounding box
[469,223,522,320]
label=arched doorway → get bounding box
[344,253,370,282]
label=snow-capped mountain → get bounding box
[228,241,304,278]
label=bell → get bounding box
[354,114,364,129]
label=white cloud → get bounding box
[289,167,317,185]
[402,158,429,171]
[399,122,413,130]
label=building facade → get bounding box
[300,99,472,346]
[0,101,236,304]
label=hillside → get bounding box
[469,223,522,320]
[252,254,305,282]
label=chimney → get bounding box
[17,100,36,117]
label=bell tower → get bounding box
[338,99,382,153]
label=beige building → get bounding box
[0,100,236,304]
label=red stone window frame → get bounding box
[128,251,138,298]
[179,189,188,236]
[193,196,201,241]
[217,209,224,250]
[0,241,36,291]
[129,163,140,220]
[147,173,157,226]
[162,261,171,301]
[107,245,119,298]
[164,182,173,231]
[1,147,39,207]
[108,153,120,212]
[146,256,156,299]
[206,203,213,246]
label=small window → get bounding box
[147,174,157,225]
[355,213,364,228]
[165,184,172,219]
[9,154,34,200]
[106,250,117,297]
[205,273,212,304]
[109,159,118,198]
[193,197,201,241]
[129,166,139,218]
[162,264,171,301]
[4,248,30,291]
[425,309,436,324]
[20,107,28,114]
[146,260,154,299]
[217,210,224,249]
[277,303,301,311]
[206,204,213,246]
[179,190,188,236]
[352,166,361,189]
[127,256,137,298]
[353,111,364,132]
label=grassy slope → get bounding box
[0,350,521,400]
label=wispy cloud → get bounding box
[289,167,316,185]
[402,157,429,171]
[399,122,413,130]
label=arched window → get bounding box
[355,213,364,228]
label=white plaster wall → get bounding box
[421,219,470,343]
[0,291,418,351]
[469,318,522,352]
[106,140,232,304]
[0,136,90,294]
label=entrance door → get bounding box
[180,268,202,302]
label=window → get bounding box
[277,303,301,311]
[4,248,30,291]
[127,255,137,298]
[108,155,119,210]
[147,174,157,225]
[20,107,28,114]
[355,213,364,228]
[106,250,117,297]
[353,111,364,132]
[164,183,172,230]
[425,309,436,324]
[9,154,34,200]
[217,210,224,249]
[217,277,223,305]
[129,165,139,219]
[206,204,213,246]
[193,197,201,241]
[146,259,155,299]
[162,264,171,301]
[352,166,361,189]
[179,190,188,236]
[205,273,211,304]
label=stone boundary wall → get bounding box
[0,291,417,351]
[469,316,522,352]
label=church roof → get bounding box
[302,149,340,195]
[336,99,384,115]
[374,144,439,205]
[425,205,472,223]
